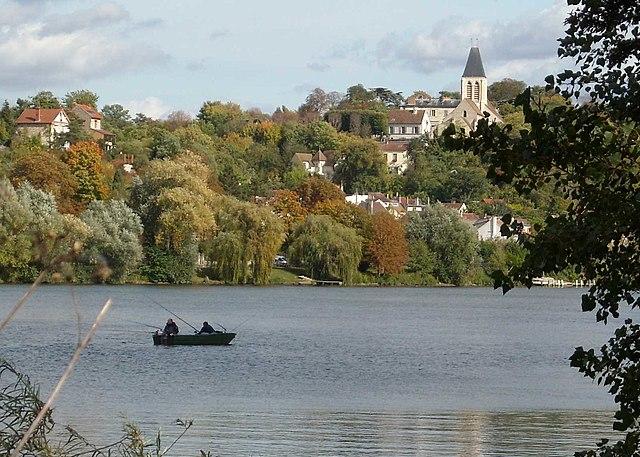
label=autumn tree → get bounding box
[288,215,362,284]
[10,150,79,214]
[368,212,409,275]
[295,176,345,210]
[268,189,307,230]
[64,141,111,203]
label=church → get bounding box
[390,46,503,137]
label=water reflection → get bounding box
[132,410,613,456]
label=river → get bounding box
[0,285,624,455]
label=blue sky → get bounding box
[0,0,568,117]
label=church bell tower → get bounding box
[461,46,488,112]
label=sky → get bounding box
[0,0,570,118]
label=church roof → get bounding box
[462,46,486,78]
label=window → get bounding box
[474,81,480,101]
[401,127,406,134]
[393,153,398,162]
[466,82,472,99]
[463,110,467,117]
[413,126,419,134]
[431,109,436,116]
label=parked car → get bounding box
[274,255,288,267]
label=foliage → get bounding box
[206,197,285,284]
[368,212,409,275]
[459,1,640,454]
[197,101,249,136]
[10,150,79,214]
[149,128,181,159]
[64,141,110,203]
[0,358,203,456]
[268,189,307,230]
[288,215,362,284]
[29,91,61,109]
[295,176,345,210]
[405,205,478,285]
[488,78,527,102]
[141,244,197,284]
[80,200,143,283]
[333,135,389,194]
[63,89,99,109]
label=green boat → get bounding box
[152,332,236,346]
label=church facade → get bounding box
[398,46,502,136]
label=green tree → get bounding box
[460,1,640,453]
[64,90,99,109]
[197,101,249,136]
[80,200,143,283]
[288,215,362,284]
[333,135,388,193]
[206,197,285,284]
[487,78,527,102]
[30,91,61,108]
[405,205,478,285]
[149,128,181,159]
[102,104,132,131]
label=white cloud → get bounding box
[40,2,129,36]
[125,97,171,119]
[0,1,169,90]
[307,62,331,72]
[343,1,569,85]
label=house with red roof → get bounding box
[71,104,115,149]
[15,108,70,145]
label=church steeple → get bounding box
[461,46,488,112]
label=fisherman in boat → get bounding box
[197,321,218,334]
[163,318,179,335]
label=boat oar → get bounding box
[151,299,200,333]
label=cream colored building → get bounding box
[401,46,502,136]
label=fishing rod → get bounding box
[125,319,162,330]
[151,299,200,333]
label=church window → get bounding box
[466,82,472,99]
[474,81,480,101]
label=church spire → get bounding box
[462,46,486,78]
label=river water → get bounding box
[0,285,626,455]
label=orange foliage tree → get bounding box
[368,212,409,275]
[64,141,111,203]
[295,176,344,210]
[268,189,307,229]
[10,150,80,214]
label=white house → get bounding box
[380,141,410,174]
[15,108,70,145]
[291,150,336,178]
[387,109,430,140]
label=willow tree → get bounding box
[207,196,285,284]
[288,215,362,284]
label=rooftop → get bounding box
[462,46,486,78]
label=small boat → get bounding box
[152,332,236,346]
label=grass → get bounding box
[269,267,301,285]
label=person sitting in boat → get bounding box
[163,318,179,335]
[197,321,217,334]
